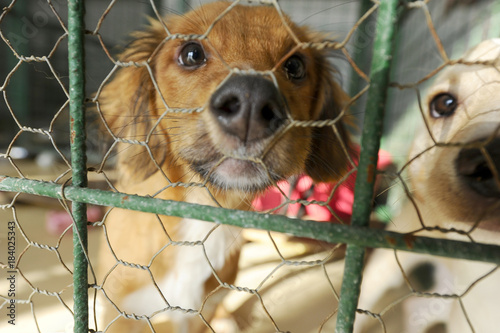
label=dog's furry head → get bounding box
[409,39,500,229]
[97,2,351,194]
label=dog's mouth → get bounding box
[455,136,500,198]
[185,74,292,192]
[191,156,280,191]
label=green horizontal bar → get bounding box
[2,175,500,265]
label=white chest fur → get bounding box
[121,218,242,329]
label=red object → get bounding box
[45,206,102,236]
[252,149,392,223]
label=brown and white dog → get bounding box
[95,2,350,332]
[356,39,500,333]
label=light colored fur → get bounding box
[356,39,500,333]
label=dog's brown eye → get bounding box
[178,42,206,68]
[283,55,306,81]
[430,93,457,118]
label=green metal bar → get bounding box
[336,1,400,332]
[68,0,88,332]
[2,175,500,265]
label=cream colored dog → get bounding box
[356,39,500,333]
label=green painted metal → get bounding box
[67,0,88,332]
[335,0,400,332]
[2,175,500,266]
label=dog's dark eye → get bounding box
[283,55,306,81]
[430,93,457,118]
[178,42,206,68]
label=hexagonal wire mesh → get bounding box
[0,0,500,333]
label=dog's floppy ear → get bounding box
[97,20,167,180]
[304,55,352,183]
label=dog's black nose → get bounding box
[209,75,286,143]
[456,137,500,198]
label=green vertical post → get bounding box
[335,1,399,332]
[68,1,88,332]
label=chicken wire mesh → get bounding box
[0,1,499,333]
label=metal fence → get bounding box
[1,0,500,332]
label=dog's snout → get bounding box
[456,137,500,198]
[210,75,286,143]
